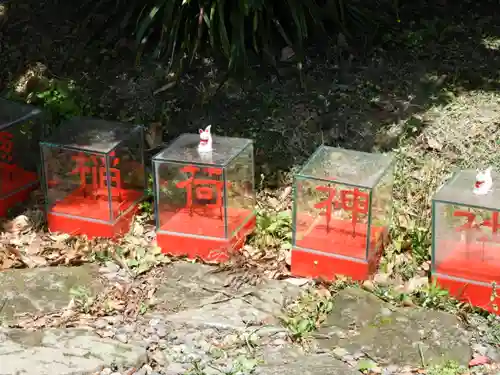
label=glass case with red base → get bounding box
[291,146,394,281]
[0,99,45,216]
[432,169,500,315]
[41,117,146,239]
[152,133,256,262]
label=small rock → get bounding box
[274,331,289,339]
[272,338,287,346]
[149,318,161,327]
[379,307,392,317]
[164,362,187,375]
[101,330,115,338]
[104,261,120,273]
[486,345,500,362]
[284,277,310,286]
[94,319,108,330]
[100,369,112,375]
[198,340,212,352]
[472,343,488,356]
[384,364,399,374]
[203,367,221,375]
[148,334,160,344]
[156,327,168,338]
[404,276,428,293]
[115,333,128,343]
[151,350,168,366]
[373,273,391,285]
[133,368,147,375]
[222,334,239,347]
[332,347,349,358]
[352,351,364,359]
[344,354,354,362]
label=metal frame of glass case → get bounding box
[0,99,46,216]
[291,145,394,281]
[40,117,146,239]
[432,169,500,314]
[152,133,256,262]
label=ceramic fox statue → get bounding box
[198,125,213,153]
[473,167,493,196]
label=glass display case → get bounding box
[41,117,146,239]
[291,146,394,281]
[432,169,500,314]
[0,99,46,216]
[152,133,256,262]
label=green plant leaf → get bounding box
[136,5,161,45]
[357,359,377,371]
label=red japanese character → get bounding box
[478,211,500,243]
[314,185,338,230]
[453,209,500,245]
[70,152,91,187]
[176,165,224,210]
[340,188,369,225]
[98,152,121,191]
[453,210,479,232]
[0,131,13,162]
[314,185,369,232]
[70,151,121,195]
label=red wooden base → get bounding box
[295,217,384,259]
[157,209,256,262]
[433,275,500,315]
[47,188,143,239]
[292,218,386,281]
[291,249,372,281]
[433,241,500,314]
[50,188,143,221]
[0,164,38,216]
[434,241,500,284]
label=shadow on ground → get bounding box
[1,0,500,184]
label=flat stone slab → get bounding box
[151,262,304,330]
[257,346,359,375]
[0,265,104,323]
[160,277,303,330]
[316,288,472,367]
[0,328,147,375]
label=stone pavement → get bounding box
[0,262,498,375]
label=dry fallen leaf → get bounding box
[469,355,491,367]
[280,46,295,62]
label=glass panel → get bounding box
[226,144,255,237]
[293,177,371,261]
[155,161,227,238]
[433,202,500,285]
[111,129,146,220]
[367,166,394,261]
[297,145,393,188]
[0,112,43,197]
[0,99,40,127]
[433,169,500,211]
[155,133,252,166]
[43,146,112,222]
[43,117,138,154]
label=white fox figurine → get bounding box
[473,167,493,196]
[198,125,213,153]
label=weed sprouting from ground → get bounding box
[426,360,468,375]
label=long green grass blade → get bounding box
[217,0,231,58]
